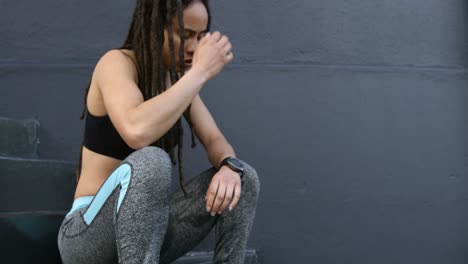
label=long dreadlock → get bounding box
[76,0,212,196]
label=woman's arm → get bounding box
[95,50,207,149]
[94,32,231,149]
[190,94,235,167]
[190,96,243,215]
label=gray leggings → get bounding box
[57,147,260,264]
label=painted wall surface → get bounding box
[1,1,467,263]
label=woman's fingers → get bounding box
[207,31,222,44]
[208,32,230,56]
[211,181,227,215]
[218,184,235,214]
[229,184,241,211]
[216,35,229,48]
[205,179,220,213]
[223,42,232,54]
[224,41,232,50]
[199,32,211,45]
[205,170,242,215]
[225,52,234,63]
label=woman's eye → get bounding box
[197,33,206,40]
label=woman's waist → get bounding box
[66,195,95,217]
[74,176,105,200]
[76,154,120,199]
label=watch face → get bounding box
[228,158,243,170]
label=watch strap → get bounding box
[219,157,244,178]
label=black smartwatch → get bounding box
[218,157,244,179]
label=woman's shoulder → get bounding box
[94,49,138,83]
[98,49,135,65]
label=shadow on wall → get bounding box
[464,0,468,67]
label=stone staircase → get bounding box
[0,117,259,263]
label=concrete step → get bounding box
[175,250,259,264]
[0,212,258,264]
[0,157,76,212]
[0,117,39,158]
[0,212,63,263]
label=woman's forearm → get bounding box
[206,136,236,168]
[127,68,208,148]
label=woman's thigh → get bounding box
[58,189,120,264]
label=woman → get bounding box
[57,0,260,263]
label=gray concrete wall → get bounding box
[1,0,467,263]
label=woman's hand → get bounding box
[205,166,241,216]
[191,31,233,82]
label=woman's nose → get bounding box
[186,38,198,53]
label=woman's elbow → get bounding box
[122,126,152,150]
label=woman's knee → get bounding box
[123,146,172,190]
[240,161,260,199]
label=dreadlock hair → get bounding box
[76,0,212,196]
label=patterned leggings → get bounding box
[57,146,260,264]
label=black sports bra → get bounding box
[82,49,138,160]
[82,109,135,160]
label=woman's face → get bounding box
[162,1,208,71]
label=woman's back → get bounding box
[74,49,138,199]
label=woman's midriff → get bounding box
[74,146,123,200]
